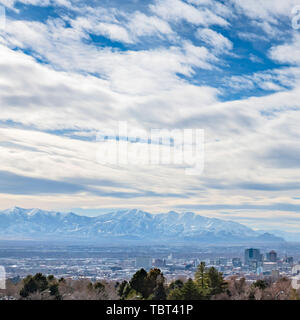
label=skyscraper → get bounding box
[266,250,277,262]
[244,248,262,265]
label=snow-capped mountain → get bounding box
[0,207,284,243]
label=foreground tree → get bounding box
[2,271,297,301]
[180,279,203,300]
[253,280,268,290]
[207,267,227,296]
[195,262,209,290]
[129,269,148,298]
[126,268,167,300]
[151,282,167,300]
[118,280,131,300]
[20,273,48,298]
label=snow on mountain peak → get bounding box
[0,207,285,243]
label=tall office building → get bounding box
[153,259,166,268]
[244,248,262,265]
[285,256,294,265]
[266,250,277,262]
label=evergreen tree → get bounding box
[118,280,132,299]
[180,279,202,300]
[129,269,148,298]
[207,267,227,296]
[20,277,38,298]
[118,280,128,298]
[49,283,62,300]
[145,269,164,298]
[94,282,105,292]
[33,273,48,291]
[195,262,209,290]
[169,279,184,290]
[253,279,268,290]
[58,277,65,283]
[151,282,167,300]
[167,288,183,300]
[20,273,49,298]
[47,275,55,282]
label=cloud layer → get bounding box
[0,0,300,232]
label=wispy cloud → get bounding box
[0,0,300,231]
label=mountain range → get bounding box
[0,207,285,244]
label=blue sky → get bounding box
[0,0,300,232]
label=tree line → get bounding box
[118,262,226,300]
[1,262,299,300]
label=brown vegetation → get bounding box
[1,264,299,300]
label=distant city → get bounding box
[1,242,300,289]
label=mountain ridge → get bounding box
[0,207,285,244]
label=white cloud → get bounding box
[0,0,300,232]
[195,28,233,52]
[150,0,228,26]
[0,41,220,128]
[0,0,72,10]
[70,10,176,44]
[1,17,220,95]
[230,0,300,21]
[230,0,299,38]
[92,22,133,43]
[127,11,175,39]
[1,46,300,228]
[270,33,300,65]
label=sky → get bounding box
[0,0,300,232]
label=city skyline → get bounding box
[0,242,298,283]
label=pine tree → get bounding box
[169,279,184,290]
[195,262,209,289]
[180,279,202,300]
[49,283,62,300]
[167,288,183,300]
[253,279,268,290]
[129,269,148,298]
[20,273,49,298]
[207,267,227,296]
[151,282,167,300]
[145,269,164,298]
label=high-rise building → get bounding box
[285,256,294,265]
[244,248,262,265]
[153,259,166,268]
[266,250,277,262]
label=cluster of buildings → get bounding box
[243,248,297,278]
[2,248,300,285]
[243,248,294,277]
[242,248,300,287]
[134,249,300,284]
